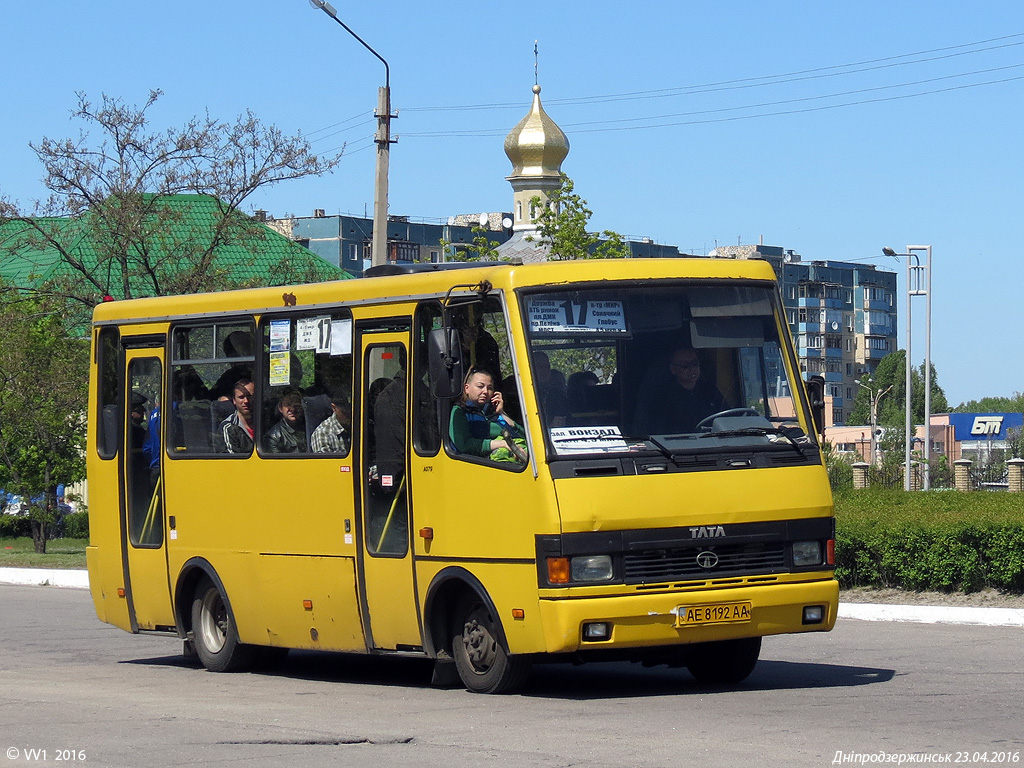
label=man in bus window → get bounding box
[212,331,253,401]
[264,391,306,453]
[632,347,726,436]
[310,395,350,454]
[219,379,255,454]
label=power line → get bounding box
[560,62,1024,129]
[401,72,1024,138]
[400,32,1024,113]
[307,119,376,145]
[304,110,371,138]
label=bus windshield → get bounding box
[522,282,815,460]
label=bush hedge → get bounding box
[0,513,32,538]
[62,511,89,540]
[834,488,1024,593]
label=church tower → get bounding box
[497,84,569,262]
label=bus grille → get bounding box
[623,543,787,583]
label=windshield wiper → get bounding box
[699,427,807,459]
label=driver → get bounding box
[632,346,726,435]
[450,369,526,462]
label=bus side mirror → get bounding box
[427,328,464,399]
[806,375,826,438]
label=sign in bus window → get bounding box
[259,313,353,457]
[527,297,628,336]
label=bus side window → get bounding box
[444,301,527,469]
[413,302,442,456]
[169,322,254,457]
[96,327,120,459]
[259,312,353,456]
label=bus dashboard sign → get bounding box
[527,297,627,335]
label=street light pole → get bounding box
[855,378,892,465]
[883,245,933,490]
[908,246,932,490]
[308,0,394,269]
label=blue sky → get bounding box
[2,1,1022,407]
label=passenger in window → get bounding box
[632,347,726,436]
[310,395,350,454]
[265,391,307,453]
[129,392,149,477]
[454,311,500,379]
[566,371,599,403]
[450,370,527,462]
[219,379,256,454]
[212,331,253,401]
[530,351,568,426]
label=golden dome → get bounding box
[503,85,569,178]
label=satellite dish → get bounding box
[446,216,455,226]
[502,216,513,229]
[478,212,489,228]
[783,252,793,263]
[830,321,840,331]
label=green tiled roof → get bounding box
[0,194,350,297]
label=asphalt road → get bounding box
[1,584,1021,768]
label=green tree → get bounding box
[1006,426,1023,460]
[847,350,947,427]
[952,392,1024,413]
[527,175,630,260]
[0,286,89,552]
[441,225,502,262]
[0,90,343,315]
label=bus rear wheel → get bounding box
[190,576,257,673]
[451,595,530,694]
[686,637,761,685]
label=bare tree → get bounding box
[1,90,343,312]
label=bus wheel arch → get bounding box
[422,567,493,659]
[422,567,530,694]
[173,557,221,636]
[174,558,257,673]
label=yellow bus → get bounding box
[86,257,837,693]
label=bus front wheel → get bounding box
[686,636,761,684]
[190,576,256,673]
[451,595,530,694]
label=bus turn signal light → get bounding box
[117,588,125,598]
[547,557,570,584]
[827,539,836,565]
[303,600,313,610]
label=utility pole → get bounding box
[309,0,395,268]
[372,85,393,268]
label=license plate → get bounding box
[676,601,752,627]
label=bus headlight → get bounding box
[792,541,822,567]
[571,555,613,582]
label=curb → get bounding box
[2,569,1022,627]
[0,567,90,590]
[838,602,1024,628]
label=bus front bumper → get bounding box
[535,577,838,655]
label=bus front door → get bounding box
[357,332,422,651]
[121,349,174,631]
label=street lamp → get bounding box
[854,378,892,465]
[882,245,933,490]
[309,0,395,269]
